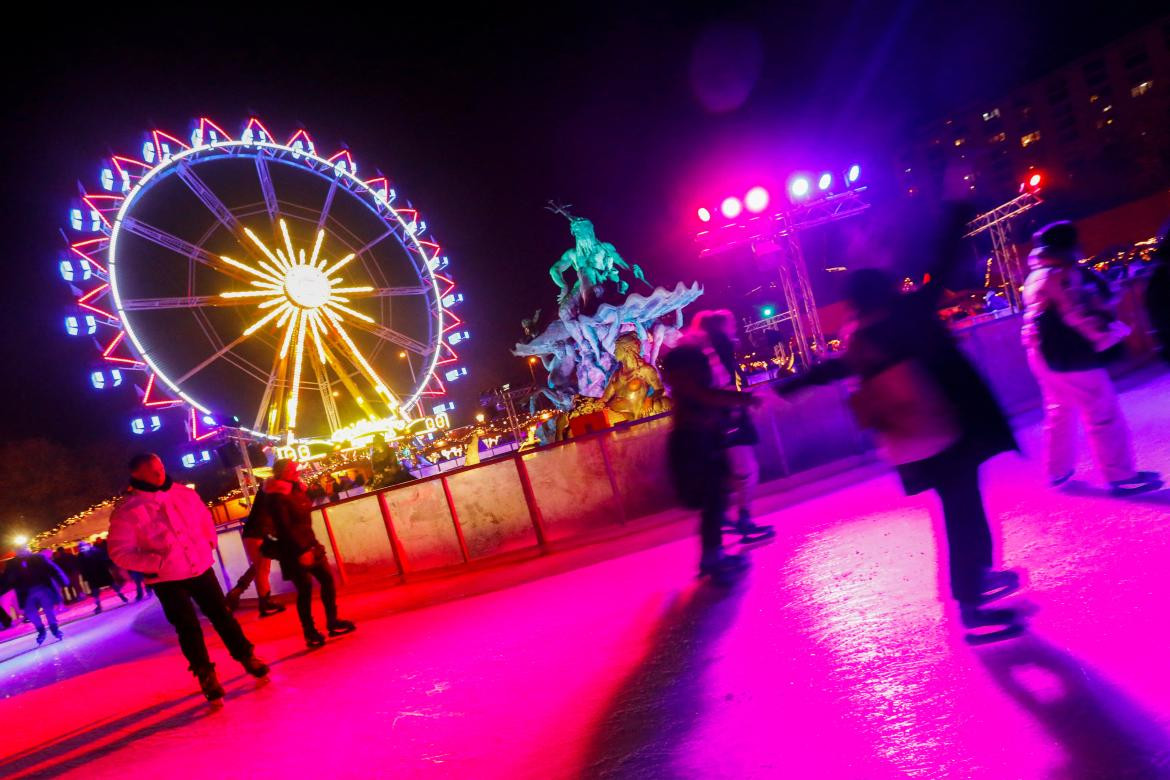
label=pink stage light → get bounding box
[697,207,712,222]
[720,196,743,219]
[744,186,769,213]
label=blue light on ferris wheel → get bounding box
[60,258,93,282]
[445,367,467,382]
[202,414,217,426]
[64,315,96,336]
[142,140,156,164]
[190,128,203,147]
[428,255,449,272]
[447,330,470,345]
[182,453,196,468]
[100,168,115,191]
[91,369,121,390]
[70,208,83,231]
[442,293,464,308]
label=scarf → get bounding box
[130,475,174,493]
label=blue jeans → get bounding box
[24,586,59,634]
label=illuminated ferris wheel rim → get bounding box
[105,137,448,428]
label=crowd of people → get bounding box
[0,536,153,644]
[663,210,1168,642]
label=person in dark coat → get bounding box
[1,547,67,644]
[78,540,129,614]
[778,205,1022,633]
[1147,220,1170,365]
[266,459,355,647]
[662,331,760,582]
[224,490,286,618]
[52,547,81,603]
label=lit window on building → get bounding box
[1131,81,1153,97]
[982,108,1001,121]
[1020,131,1042,147]
[990,131,1006,143]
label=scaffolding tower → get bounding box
[964,190,1043,312]
[695,188,871,367]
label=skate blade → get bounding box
[964,622,1026,646]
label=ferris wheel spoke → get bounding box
[336,286,429,298]
[318,309,401,408]
[354,227,395,256]
[174,330,255,385]
[121,217,253,284]
[338,315,429,356]
[255,155,280,223]
[315,177,339,234]
[176,161,252,246]
[120,294,272,310]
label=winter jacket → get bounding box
[1021,249,1130,358]
[107,482,217,584]
[264,478,320,559]
[782,281,1016,494]
[78,546,117,588]
[1,553,67,609]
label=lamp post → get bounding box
[527,356,539,385]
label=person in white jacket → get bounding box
[108,453,269,702]
[1021,221,1161,495]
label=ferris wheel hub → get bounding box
[284,265,332,309]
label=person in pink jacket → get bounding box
[1021,222,1162,495]
[108,453,270,702]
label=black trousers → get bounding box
[289,559,338,631]
[153,568,254,672]
[669,429,728,555]
[932,462,994,603]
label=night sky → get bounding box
[2,2,1160,450]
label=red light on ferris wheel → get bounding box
[1028,173,1042,188]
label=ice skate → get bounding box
[960,604,1026,645]
[304,627,327,648]
[258,594,286,617]
[1110,471,1163,496]
[724,511,776,545]
[327,619,357,636]
[698,551,749,585]
[240,655,270,678]
[976,569,1023,606]
[193,664,225,702]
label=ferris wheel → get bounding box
[61,117,468,447]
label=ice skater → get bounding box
[1021,221,1162,495]
[108,453,270,702]
[662,317,761,582]
[265,458,356,647]
[691,310,775,544]
[224,490,286,618]
[77,539,128,613]
[777,205,1023,636]
[1,545,67,644]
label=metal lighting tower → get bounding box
[964,189,1043,312]
[695,188,871,367]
